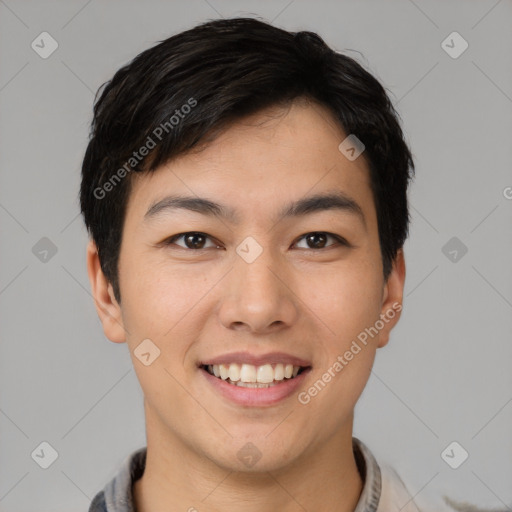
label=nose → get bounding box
[217,246,299,334]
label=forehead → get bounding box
[125,100,375,228]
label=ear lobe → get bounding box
[377,249,406,349]
[86,239,127,343]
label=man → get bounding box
[80,16,434,512]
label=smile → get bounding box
[203,363,306,388]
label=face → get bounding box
[87,99,405,473]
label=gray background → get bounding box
[1,0,511,511]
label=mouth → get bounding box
[198,351,312,406]
[201,363,310,388]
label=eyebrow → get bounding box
[144,191,366,228]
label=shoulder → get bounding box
[380,464,456,512]
[87,447,147,512]
[353,438,440,512]
[88,490,107,512]
[379,464,423,511]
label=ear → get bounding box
[86,239,127,343]
[377,248,406,349]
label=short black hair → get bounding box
[79,16,415,305]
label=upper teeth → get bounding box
[207,363,301,383]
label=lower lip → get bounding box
[200,367,311,407]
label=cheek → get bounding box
[300,268,381,409]
[121,259,219,377]
[122,255,205,327]
[300,257,382,404]
[307,257,383,333]
[122,263,201,398]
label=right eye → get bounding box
[162,232,222,250]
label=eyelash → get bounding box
[162,231,350,251]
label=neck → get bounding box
[134,406,363,512]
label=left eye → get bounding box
[294,232,347,250]
[162,231,348,250]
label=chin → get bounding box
[204,434,306,474]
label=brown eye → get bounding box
[294,232,348,250]
[164,232,219,250]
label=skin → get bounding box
[87,97,406,512]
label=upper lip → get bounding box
[200,351,311,368]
